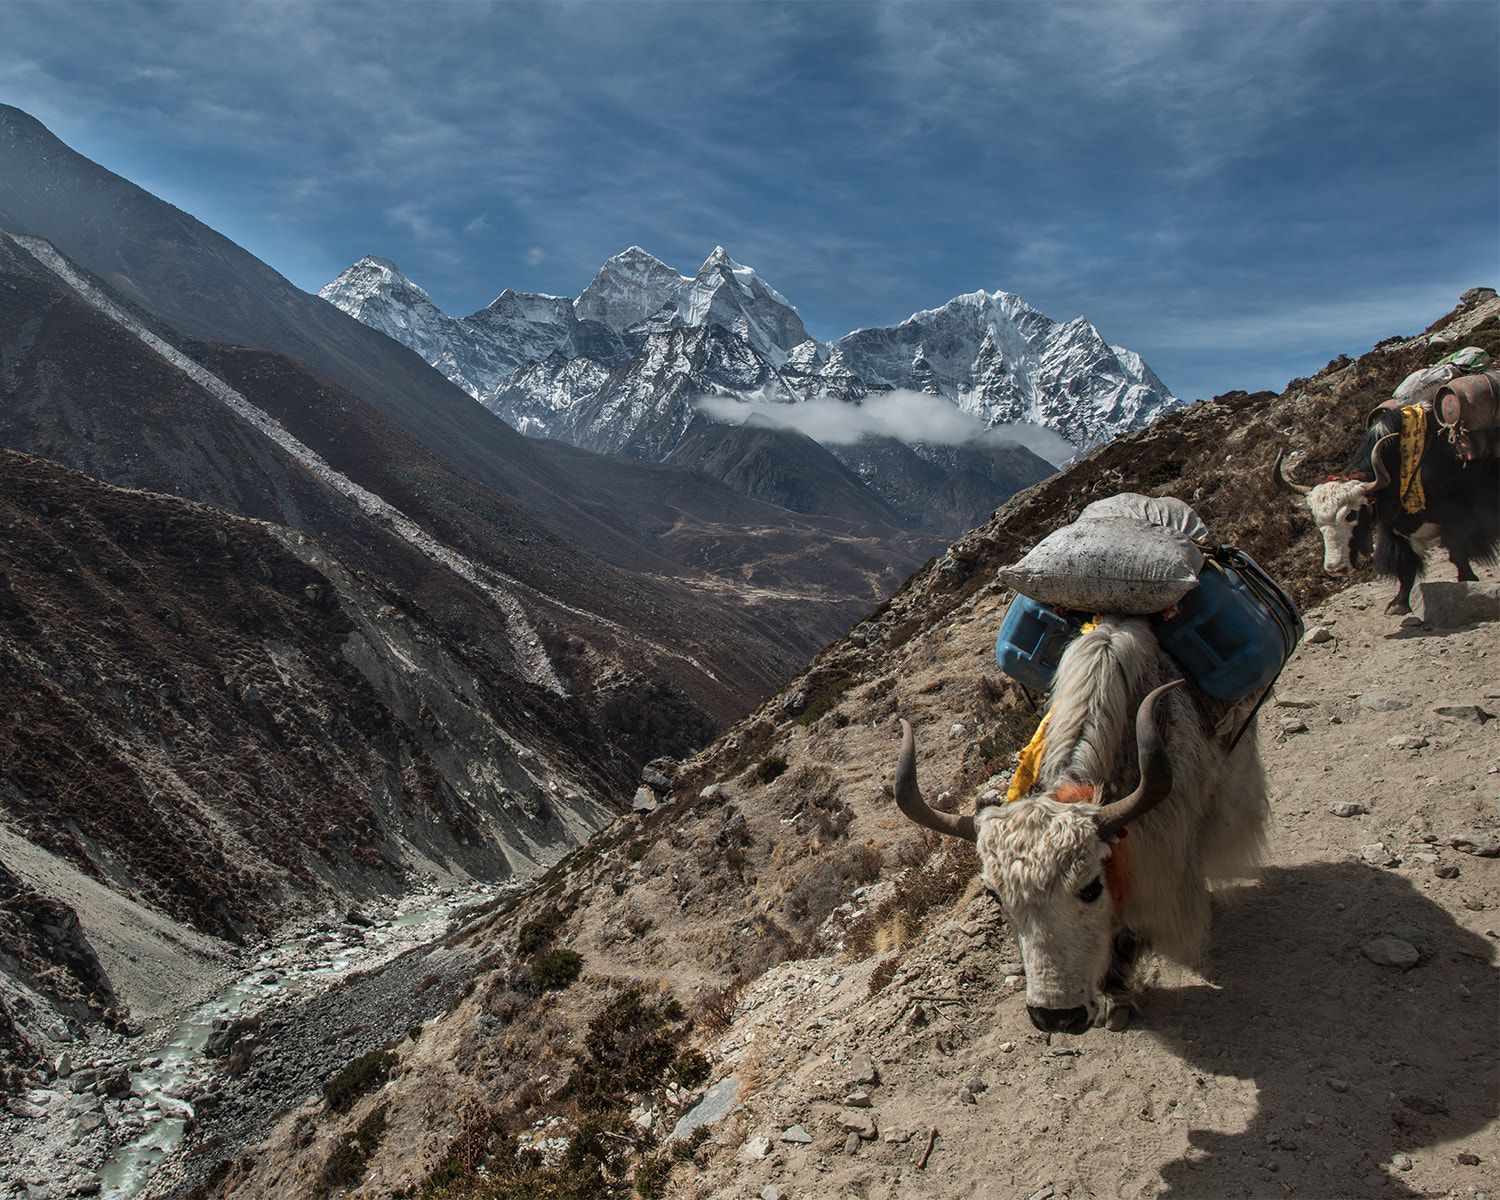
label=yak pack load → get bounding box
[995,493,1303,705]
[1390,345,1499,462]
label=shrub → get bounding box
[517,907,566,956]
[695,978,745,1033]
[316,1102,388,1195]
[323,1049,397,1113]
[532,948,584,990]
[625,839,650,863]
[755,755,788,784]
[674,1047,711,1088]
[850,843,884,884]
[1140,455,1186,488]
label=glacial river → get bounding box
[96,888,500,1200]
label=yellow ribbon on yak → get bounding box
[1397,404,1427,514]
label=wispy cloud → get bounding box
[693,390,1078,467]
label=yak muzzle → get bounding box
[1027,1004,1091,1036]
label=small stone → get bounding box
[1360,843,1398,867]
[1275,695,1319,708]
[1391,1154,1412,1172]
[699,783,723,800]
[1362,1174,1388,1188]
[1389,924,1424,942]
[761,1188,783,1200]
[949,723,966,739]
[1360,694,1410,712]
[1452,834,1500,857]
[1304,1113,1324,1128]
[1433,705,1495,724]
[1305,627,1334,644]
[780,1125,813,1144]
[1326,1077,1350,1093]
[1457,1152,1482,1166]
[840,1110,877,1139]
[1435,864,1461,879]
[847,1052,879,1086]
[631,787,658,812]
[1242,1155,1262,1168]
[845,1132,862,1155]
[883,1127,912,1144]
[958,1089,976,1105]
[1329,801,1369,818]
[1386,734,1428,751]
[1280,717,1309,735]
[741,1135,772,1160]
[845,1091,872,1108]
[998,1041,1016,1053]
[1362,937,1419,968]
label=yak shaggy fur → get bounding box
[976,617,1269,999]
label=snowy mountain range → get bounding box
[320,247,1180,530]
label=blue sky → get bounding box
[2,1,1496,404]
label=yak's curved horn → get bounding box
[894,719,977,842]
[1094,681,1182,840]
[1362,432,1398,496]
[1270,448,1312,496]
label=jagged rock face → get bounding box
[631,246,811,364]
[321,245,1176,531]
[574,245,691,332]
[317,257,630,401]
[324,246,1175,457]
[826,291,1176,449]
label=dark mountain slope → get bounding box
[0,105,930,584]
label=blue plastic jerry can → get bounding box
[995,594,1087,693]
[1150,549,1303,702]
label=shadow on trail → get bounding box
[1145,861,1496,1198]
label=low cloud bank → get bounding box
[693,390,1077,467]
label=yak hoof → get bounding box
[1385,598,1412,616]
[1104,1000,1134,1032]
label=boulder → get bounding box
[1418,582,1500,628]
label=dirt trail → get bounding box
[675,564,1499,1200]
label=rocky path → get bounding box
[673,568,1499,1200]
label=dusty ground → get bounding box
[666,562,1499,1200]
[207,557,1498,1200]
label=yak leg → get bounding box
[1452,552,1478,582]
[1102,931,1145,1031]
[1385,575,1416,616]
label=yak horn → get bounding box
[894,719,977,842]
[1270,448,1312,496]
[1094,681,1182,840]
[1362,432,1398,495]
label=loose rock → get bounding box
[1362,937,1420,968]
[1360,694,1410,712]
[1329,801,1368,817]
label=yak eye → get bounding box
[1078,877,1104,903]
[1343,510,1360,523]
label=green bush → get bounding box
[323,1050,397,1113]
[625,839,650,863]
[517,907,566,956]
[1140,455,1186,488]
[317,1103,388,1194]
[755,755,788,784]
[532,948,584,990]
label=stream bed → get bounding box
[85,884,506,1200]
